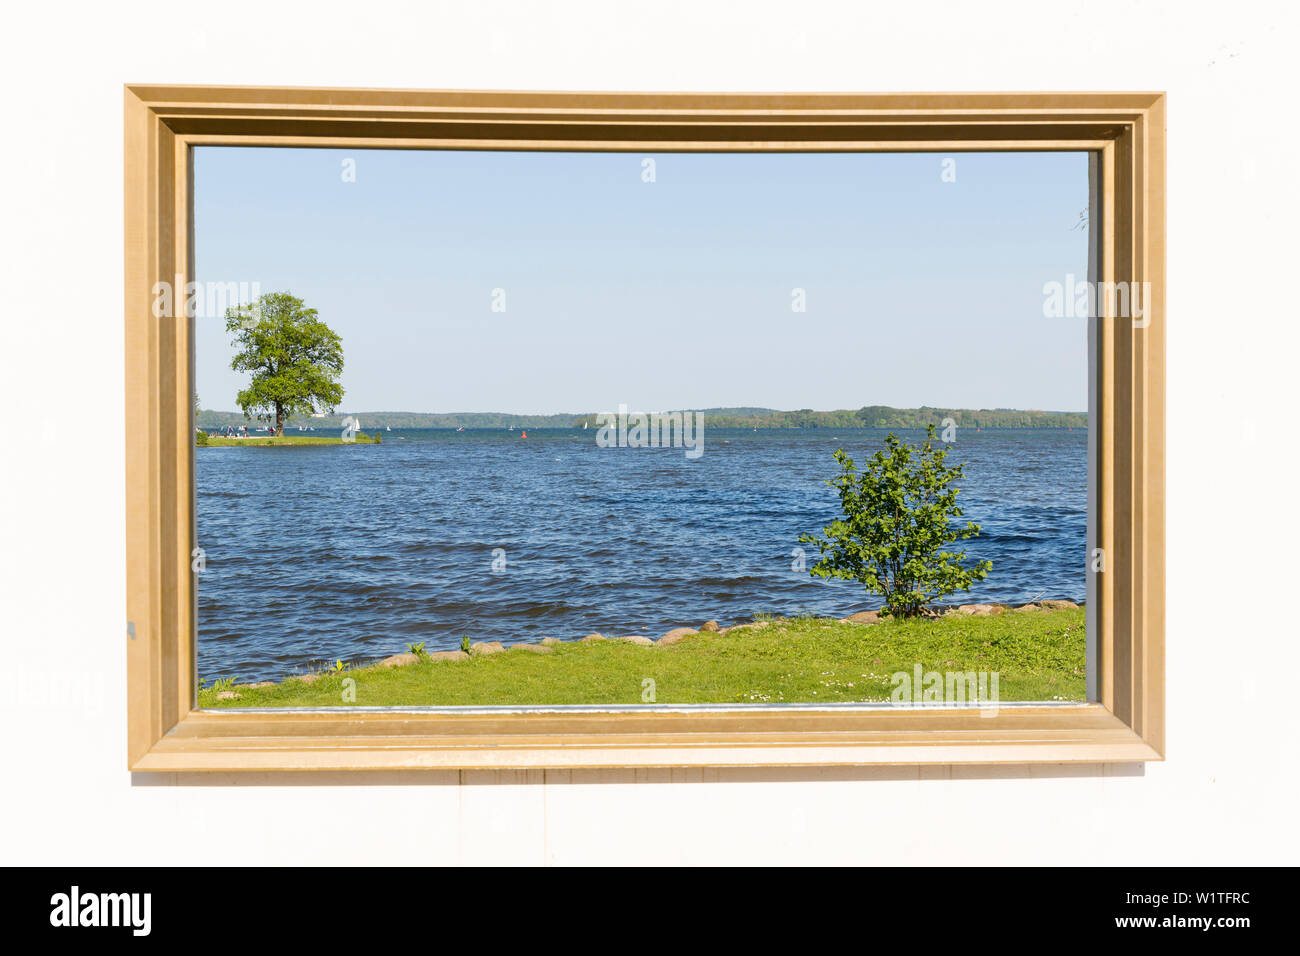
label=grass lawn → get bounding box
[200,433,381,446]
[199,606,1085,708]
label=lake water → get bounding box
[196,427,1086,681]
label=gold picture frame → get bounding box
[125,86,1165,771]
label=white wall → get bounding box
[3,0,1297,865]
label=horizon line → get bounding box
[198,404,1089,417]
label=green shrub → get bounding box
[799,424,991,617]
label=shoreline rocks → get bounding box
[837,599,1083,622]
[954,604,1002,617]
[657,627,698,646]
[378,652,421,668]
[842,610,881,625]
[1037,599,1079,611]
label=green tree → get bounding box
[225,292,344,435]
[799,425,991,617]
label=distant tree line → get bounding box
[196,404,1086,431]
[195,410,590,430]
[572,405,1087,430]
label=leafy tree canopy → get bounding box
[225,292,344,435]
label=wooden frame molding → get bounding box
[125,86,1165,771]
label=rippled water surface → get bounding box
[196,427,1086,681]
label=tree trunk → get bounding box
[275,402,284,436]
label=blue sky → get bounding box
[194,147,1089,414]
